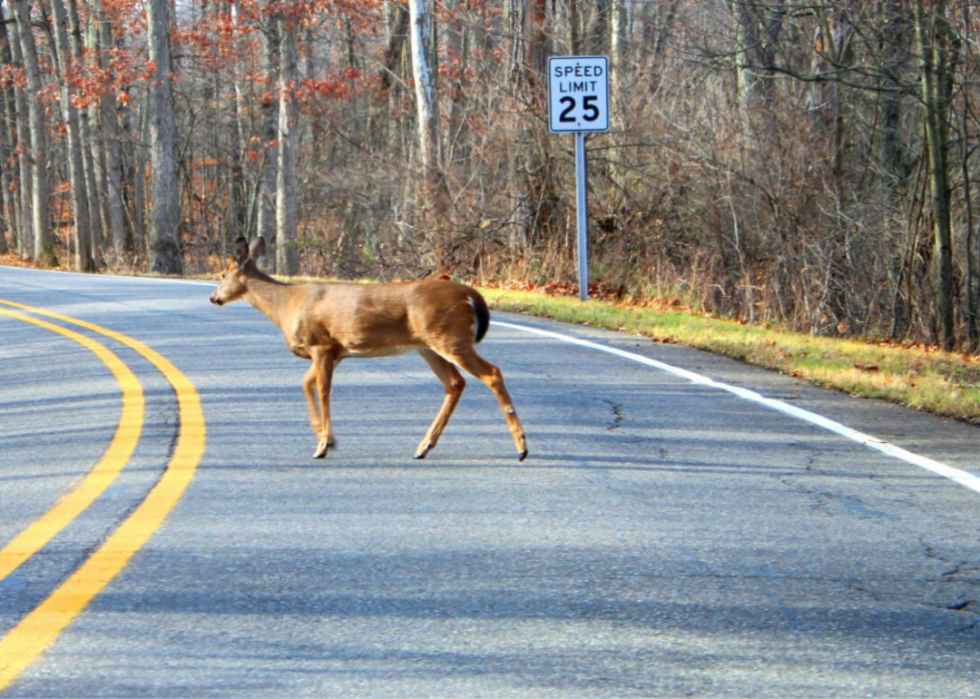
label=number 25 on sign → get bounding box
[548,56,610,301]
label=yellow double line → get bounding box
[0,299,206,691]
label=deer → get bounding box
[210,236,528,462]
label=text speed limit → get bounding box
[548,56,610,133]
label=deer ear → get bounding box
[249,236,267,266]
[232,237,249,267]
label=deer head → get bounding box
[210,236,267,306]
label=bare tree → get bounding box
[879,0,912,340]
[275,7,299,275]
[914,0,957,349]
[368,0,409,151]
[731,1,786,114]
[0,6,19,254]
[50,0,94,271]
[146,0,181,274]
[90,0,128,262]
[13,0,54,266]
[2,0,979,351]
[227,0,247,244]
[66,0,102,261]
[408,0,443,244]
[254,17,279,253]
[6,7,32,258]
[504,0,553,254]
[610,0,629,188]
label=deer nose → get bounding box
[210,293,223,306]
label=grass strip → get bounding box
[480,287,980,425]
[7,257,976,425]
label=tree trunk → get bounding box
[960,0,979,349]
[408,0,441,212]
[504,0,553,256]
[50,0,95,272]
[0,9,19,254]
[0,94,10,251]
[256,19,279,258]
[585,0,610,56]
[639,0,681,67]
[504,0,530,252]
[609,0,629,189]
[85,1,109,256]
[569,0,581,54]
[131,92,147,260]
[732,1,785,114]
[527,0,556,249]
[7,12,32,258]
[275,11,299,276]
[14,0,55,266]
[92,0,128,262]
[228,0,247,244]
[369,1,409,152]
[914,0,956,349]
[610,0,628,108]
[67,0,102,263]
[814,9,855,330]
[445,0,470,167]
[146,0,182,274]
[0,104,7,248]
[880,0,910,339]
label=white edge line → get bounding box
[491,319,980,496]
[7,267,977,495]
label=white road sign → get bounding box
[548,56,610,133]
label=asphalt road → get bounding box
[1,265,979,697]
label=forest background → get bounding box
[2,0,980,353]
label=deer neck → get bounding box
[243,272,292,332]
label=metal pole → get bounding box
[575,131,589,301]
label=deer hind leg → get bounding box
[309,348,336,459]
[414,349,467,460]
[443,347,528,461]
[302,364,319,433]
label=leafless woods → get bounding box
[2,1,980,350]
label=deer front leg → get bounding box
[414,349,466,459]
[309,347,336,459]
[302,364,335,453]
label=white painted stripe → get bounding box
[491,319,980,496]
[8,266,977,495]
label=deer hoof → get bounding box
[313,439,329,459]
[413,443,432,460]
[518,449,528,462]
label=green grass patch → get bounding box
[480,287,980,425]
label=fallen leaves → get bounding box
[0,253,35,268]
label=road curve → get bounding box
[1,265,979,697]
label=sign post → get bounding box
[548,55,610,301]
[575,132,588,302]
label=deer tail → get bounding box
[470,291,490,344]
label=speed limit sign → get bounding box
[548,56,609,133]
[547,55,611,301]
